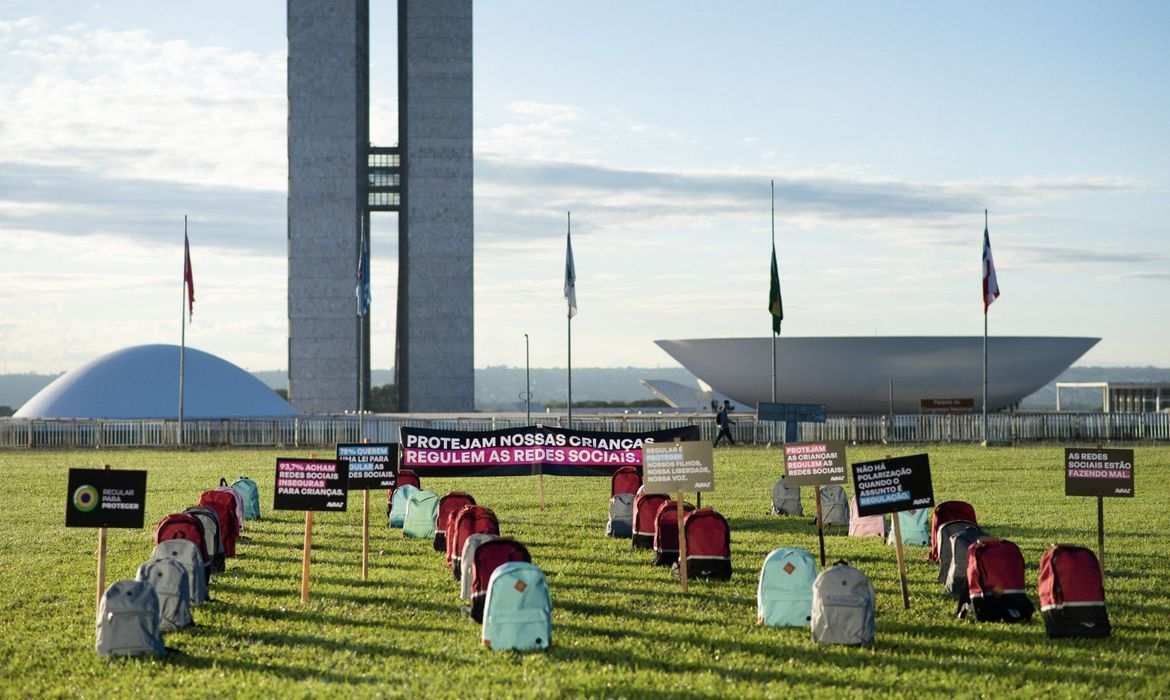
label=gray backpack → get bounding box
[936,520,983,586]
[185,506,225,574]
[810,562,876,646]
[606,493,634,538]
[943,524,989,598]
[95,579,164,657]
[136,558,193,632]
[819,485,849,526]
[150,539,208,606]
[771,479,803,516]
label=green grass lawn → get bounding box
[1,445,1168,699]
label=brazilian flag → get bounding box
[769,245,783,334]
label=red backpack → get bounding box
[961,537,1033,622]
[216,479,245,531]
[434,492,476,553]
[611,466,641,497]
[154,513,207,560]
[1038,545,1110,637]
[930,500,978,561]
[469,538,531,623]
[677,508,731,580]
[198,490,240,557]
[448,505,499,576]
[652,500,696,567]
[632,488,668,550]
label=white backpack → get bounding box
[460,533,500,601]
[96,580,164,657]
[136,558,193,632]
[810,562,876,646]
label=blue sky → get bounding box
[1,2,1168,375]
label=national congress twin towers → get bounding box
[288,0,473,413]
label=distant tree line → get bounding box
[543,399,668,409]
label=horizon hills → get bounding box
[2,365,1169,415]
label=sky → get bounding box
[1,1,1169,376]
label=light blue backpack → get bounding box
[888,508,930,546]
[231,477,261,520]
[149,539,207,606]
[757,547,818,627]
[481,562,552,652]
[402,490,439,538]
[135,558,193,632]
[388,484,419,528]
[95,580,164,657]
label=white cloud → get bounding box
[0,20,285,191]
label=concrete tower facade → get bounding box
[287,1,369,415]
[286,0,474,414]
[396,0,475,411]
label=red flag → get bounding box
[184,233,195,320]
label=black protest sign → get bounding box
[642,441,715,493]
[399,424,700,478]
[274,458,349,512]
[1065,448,1134,498]
[65,468,147,528]
[783,440,848,486]
[851,453,934,518]
[338,443,398,490]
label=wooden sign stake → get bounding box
[885,453,911,610]
[539,472,546,512]
[301,511,314,603]
[815,486,826,567]
[1097,495,1105,572]
[892,512,910,610]
[676,491,688,592]
[95,464,110,612]
[301,452,316,603]
[361,490,370,581]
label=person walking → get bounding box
[713,399,735,447]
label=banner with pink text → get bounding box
[399,425,701,478]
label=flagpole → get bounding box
[566,211,573,429]
[178,215,187,448]
[982,209,989,447]
[771,180,777,403]
[358,214,367,440]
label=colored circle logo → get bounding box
[73,485,99,512]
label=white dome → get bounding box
[15,344,297,419]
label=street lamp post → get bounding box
[524,333,531,425]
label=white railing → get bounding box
[1,412,1168,449]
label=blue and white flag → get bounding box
[982,218,1000,313]
[564,224,577,319]
[357,225,371,317]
